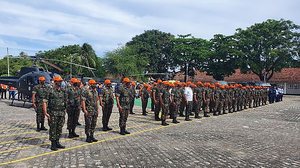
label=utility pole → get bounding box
[7,47,9,76]
[70,54,73,78]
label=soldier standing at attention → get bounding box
[140,83,150,116]
[66,78,81,138]
[129,81,136,114]
[150,82,156,112]
[115,77,132,135]
[194,81,204,119]
[160,81,172,126]
[99,79,114,131]
[32,76,48,132]
[203,82,211,117]
[153,79,163,121]
[81,79,100,143]
[43,76,67,151]
[170,83,180,123]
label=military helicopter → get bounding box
[0,56,95,107]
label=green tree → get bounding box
[104,46,148,79]
[204,34,239,80]
[126,29,175,73]
[172,34,211,81]
[235,19,300,82]
[37,43,103,77]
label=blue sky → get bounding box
[0,0,299,58]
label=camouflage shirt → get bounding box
[115,84,131,109]
[66,86,81,108]
[172,88,181,105]
[99,86,114,105]
[160,88,171,105]
[32,84,49,104]
[81,87,99,115]
[141,87,149,100]
[44,87,67,116]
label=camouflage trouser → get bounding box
[209,100,216,113]
[179,100,186,116]
[119,107,129,128]
[85,114,98,136]
[243,98,248,109]
[154,101,161,120]
[130,99,135,113]
[203,99,210,114]
[217,99,223,114]
[102,103,113,127]
[170,103,179,118]
[185,101,193,120]
[161,104,169,122]
[249,97,253,108]
[232,99,237,111]
[35,103,45,124]
[237,98,242,111]
[151,97,155,111]
[227,100,232,112]
[141,98,148,113]
[67,106,80,130]
[48,114,65,141]
[194,100,202,117]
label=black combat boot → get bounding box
[56,140,65,149]
[77,122,82,126]
[68,129,74,138]
[50,141,57,151]
[213,111,219,116]
[106,126,113,131]
[124,127,130,134]
[195,113,201,119]
[36,122,41,132]
[172,118,180,124]
[162,120,169,126]
[86,134,92,143]
[120,128,126,135]
[40,121,48,131]
[204,112,210,117]
[72,129,79,137]
[102,125,108,131]
[90,133,98,142]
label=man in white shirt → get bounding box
[184,82,193,121]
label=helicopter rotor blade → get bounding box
[40,59,64,72]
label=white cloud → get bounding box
[0,0,299,58]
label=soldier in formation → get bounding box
[99,79,114,131]
[32,76,48,132]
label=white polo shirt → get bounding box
[184,87,193,102]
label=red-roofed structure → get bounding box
[174,68,300,95]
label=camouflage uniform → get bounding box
[152,85,161,121]
[66,85,81,137]
[99,86,114,130]
[203,87,211,117]
[209,88,216,114]
[129,86,136,114]
[170,87,181,123]
[179,87,186,117]
[81,87,99,138]
[115,84,131,131]
[193,87,203,118]
[44,87,67,142]
[213,88,220,115]
[217,88,225,115]
[141,87,149,115]
[233,88,239,112]
[32,83,49,131]
[160,87,171,125]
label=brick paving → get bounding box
[0,96,299,168]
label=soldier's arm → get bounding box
[193,91,198,102]
[80,91,88,116]
[153,90,157,103]
[32,93,37,109]
[159,92,163,106]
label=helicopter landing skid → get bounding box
[10,93,32,108]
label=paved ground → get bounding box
[0,96,299,168]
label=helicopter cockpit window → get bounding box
[27,76,34,85]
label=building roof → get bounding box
[174,68,300,83]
